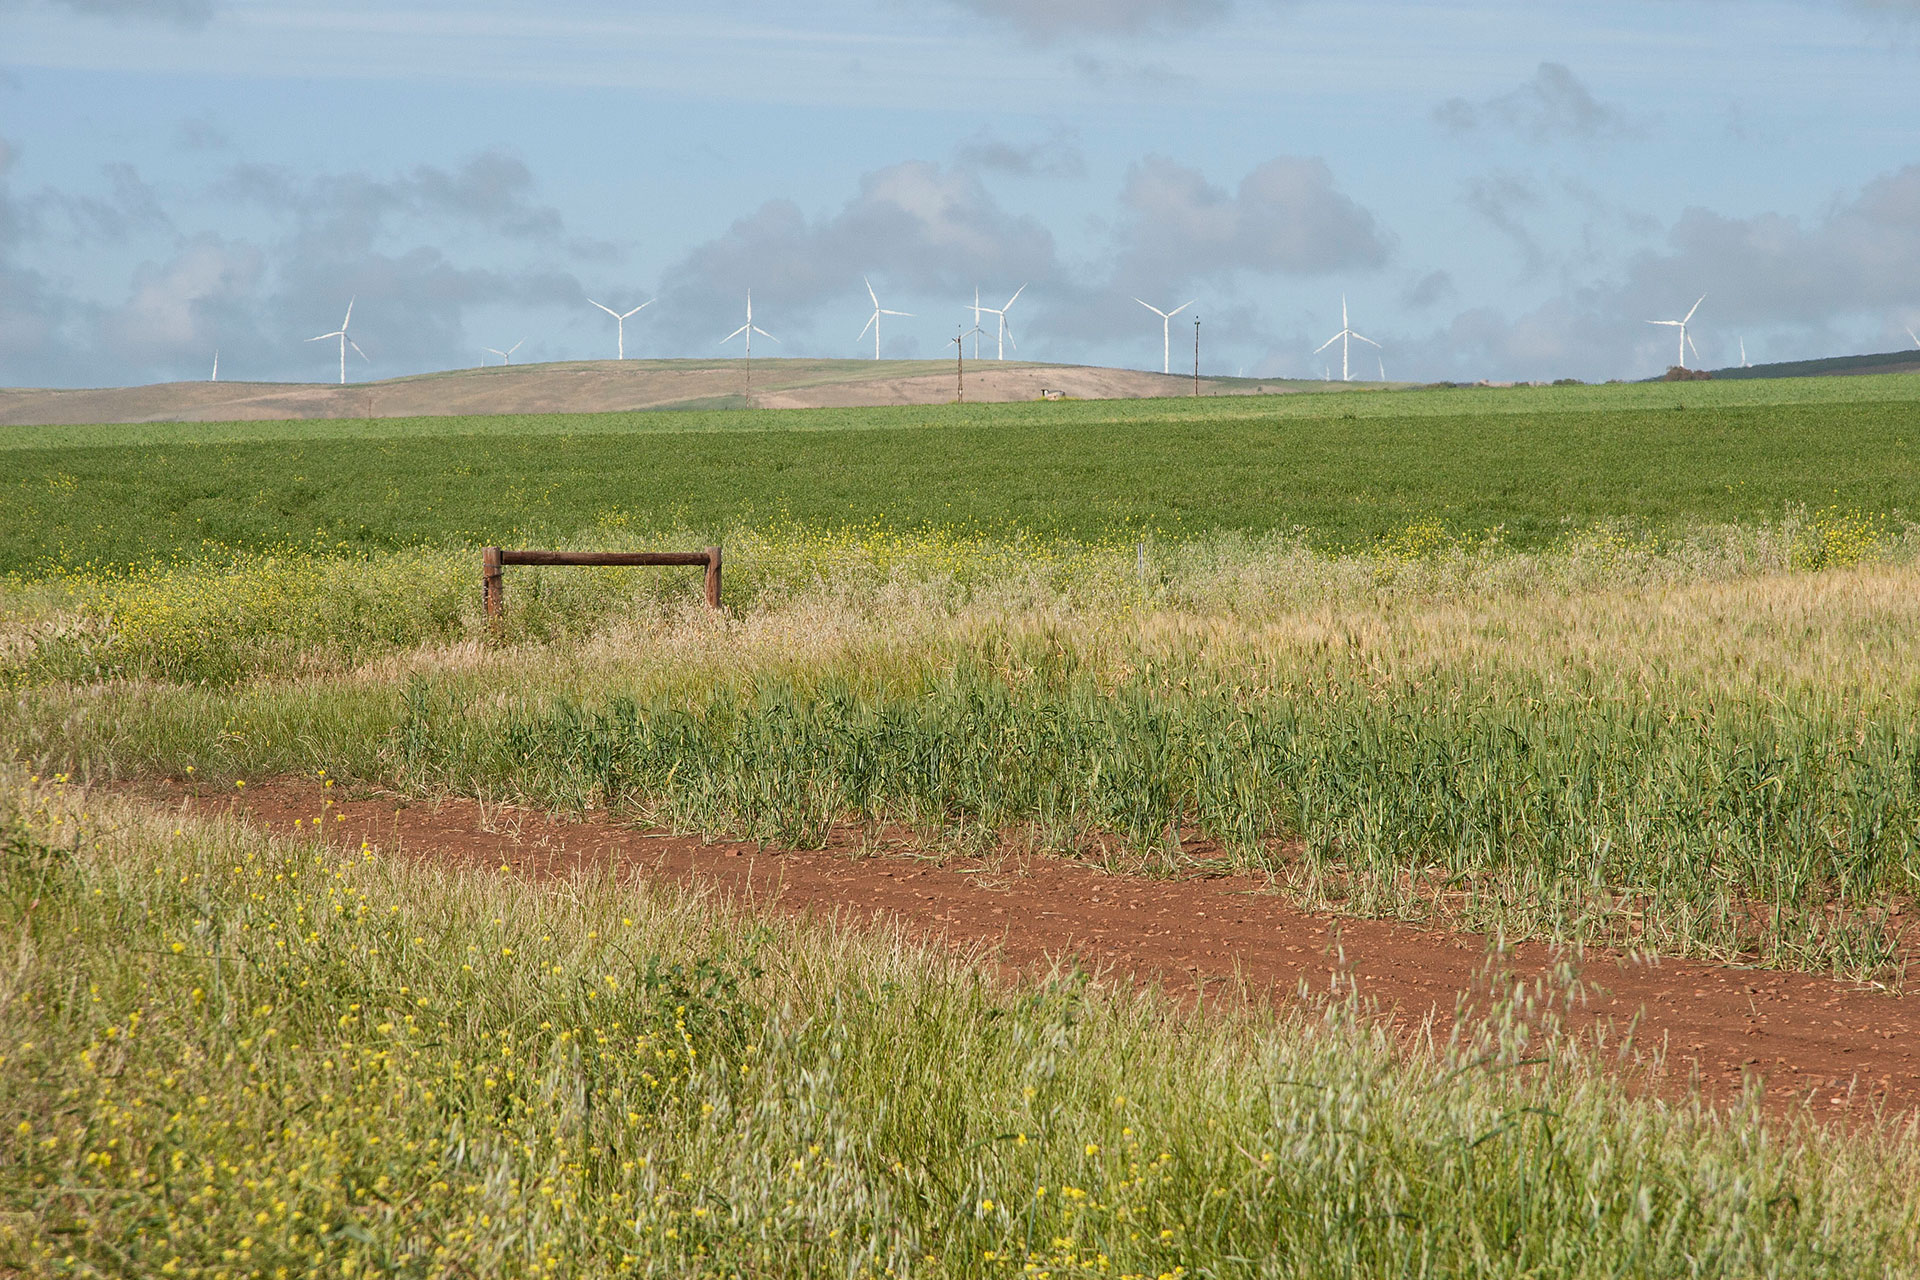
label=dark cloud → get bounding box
[2,0,216,25]
[217,151,569,245]
[955,131,1087,181]
[1463,171,1545,275]
[945,0,1228,40]
[1402,270,1455,309]
[654,161,1056,344]
[1434,63,1635,144]
[1114,155,1391,293]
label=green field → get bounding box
[5,374,1919,574]
[6,378,1920,1274]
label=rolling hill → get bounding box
[0,358,1326,427]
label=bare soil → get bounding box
[161,778,1920,1117]
[0,359,1308,426]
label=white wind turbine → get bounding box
[589,298,651,360]
[1313,294,1379,382]
[210,350,219,382]
[982,284,1026,360]
[1739,337,1751,368]
[1134,296,1195,374]
[722,290,777,358]
[966,285,988,358]
[307,298,367,385]
[859,278,911,359]
[484,340,524,366]
[1646,295,1705,369]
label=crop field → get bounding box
[6,375,1920,1275]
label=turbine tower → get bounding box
[966,285,986,358]
[307,298,367,385]
[981,284,1026,360]
[1646,295,1705,369]
[485,340,525,366]
[722,290,777,359]
[589,298,651,360]
[859,278,912,359]
[1134,296,1195,374]
[1313,295,1379,382]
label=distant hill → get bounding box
[0,358,1333,427]
[1707,348,1920,380]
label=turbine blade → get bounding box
[622,301,652,319]
[1351,332,1381,348]
[754,327,778,342]
[589,300,618,318]
[1134,298,1157,314]
[1172,300,1195,316]
[1002,283,1025,309]
[859,313,877,339]
[1687,333,1700,362]
[349,339,369,361]
[882,309,912,317]
[307,332,339,342]
[865,277,879,308]
[1684,295,1704,322]
[1647,320,1679,327]
[1907,327,1919,348]
[509,340,523,354]
[1313,334,1340,353]
[342,297,354,328]
[723,324,749,342]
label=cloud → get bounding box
[955,131,1086,181]
[1402,270,1455,309]
[943,0,1229,40]
[2,0,216,25]
[217,150,571,246]
[1434,63,1635,144]
[1114,155,1391,291]
[655,161,1057,343]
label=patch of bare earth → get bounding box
[157,778,1920,1119]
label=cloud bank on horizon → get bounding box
[2,0,1919,387]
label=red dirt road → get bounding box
[168,778,1920,1117]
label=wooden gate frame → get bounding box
[482,546,721,622]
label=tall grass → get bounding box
[4,521,1919,978]
[4,776,1917,1278]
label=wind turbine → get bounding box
[966,285,987,358]
[1133,296,1195,374]
[307,298,367,385]
[485,340,524,366]
[589,298,651,360]
[1739,337,1751,368]
[859,278,912,359]
[1313,295,1379,382]
[1646,295,1705,369]
[981,284,1026,360]
[210,350,218,382]
[722,290,777,359]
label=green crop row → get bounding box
[6,373,1920,574]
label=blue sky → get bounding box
[2,0,1918,386]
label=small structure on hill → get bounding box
[1661,366,1713,382]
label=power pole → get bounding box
[1193,316,1201,397]
[953,328,964,403]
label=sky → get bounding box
[2,0,1918,387]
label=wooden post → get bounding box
[482,546,504,625]
[704,545,723,611]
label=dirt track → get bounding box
[170,778,1920,1117]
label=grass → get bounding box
[5,774,1918,1278]
[5,374,1920,573]
[4,516,1918,980]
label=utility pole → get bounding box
[953,328,964,403]
[1193,316,1201,397]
